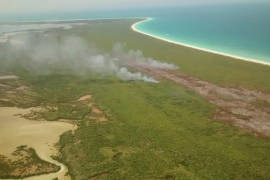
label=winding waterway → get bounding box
[0,107,75,180]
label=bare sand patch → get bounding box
[77,94,92,101]
[0,75,19,80]
[0,98,9,102]
[0,83,9,88]
[0,107,76,180]
[92,107,102,115]
[87,102,94,107]
[97,116,108,122]
[77,93,109,123]
[16,86,28,91]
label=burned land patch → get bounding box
[131,64,270,137]
[0,75,38,108]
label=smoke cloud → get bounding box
[0,23,85,34]
[0,25,178,83]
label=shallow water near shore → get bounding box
[134,3,270,64]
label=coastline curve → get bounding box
[131,18,270,66]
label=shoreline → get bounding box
[131,18,270,67]
[0,17,144,24]
[2,16,270,66]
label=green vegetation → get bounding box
[0,146,60,179]
[0,19,270,179]
[56,75,269,179]
[7,71,268,179]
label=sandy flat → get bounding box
[77,94,92,101]
[0,107,75,180]
[0,75,19,80]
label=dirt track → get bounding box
[130,64,270,137]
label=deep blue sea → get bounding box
[1,2,270,63]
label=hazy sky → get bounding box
[0,0,267,15]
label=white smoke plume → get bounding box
[112,42,179,70]
[116,67,158,83]
[0,29,178,83]
[0,23,85,34]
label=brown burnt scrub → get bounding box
[0,75,38,108]
[0,145,60,179]
[130,64,270,137]
[77,94,108,123]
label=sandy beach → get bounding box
[131,18,270,66]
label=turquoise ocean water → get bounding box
[134,4,270,63]
[1,2,270,63]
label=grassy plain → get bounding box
[0,19,270,179]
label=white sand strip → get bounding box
[131,18,270,66]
